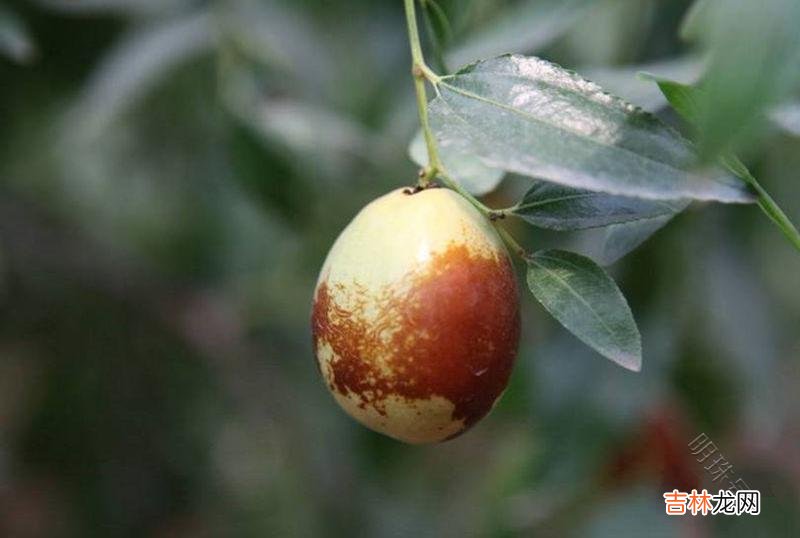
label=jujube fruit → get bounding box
[311,187,521,443]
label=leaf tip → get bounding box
[636,71,657,83]
[616,351,642,373]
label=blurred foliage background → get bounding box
[1,0,799,536]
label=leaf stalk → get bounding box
[494,224,530,260]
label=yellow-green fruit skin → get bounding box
[311,188,521,443]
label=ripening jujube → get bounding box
[311,187,521,443]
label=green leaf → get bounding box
[246,100,376,173]
[420,0,451,73]
[582,55,704,112]
[69,12,213,136]
[220,1,336,93]
[408,130,504,195]
[646,73,800,254]
[642,74,747,178]
[679,0,711,42]
[422,0,451,44]
[679,0,800,159]
[638,73,699,124]
[429,55,754,204]
[513,181,685,231]
[644,72,790,181]
[526,249,642,371]
[448,0,595,68]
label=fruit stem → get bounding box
[436,171,491,214]
[404,0,443,187]
[494,223,530,260]
[435,171,530,259]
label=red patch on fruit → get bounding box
[311,243,520,439]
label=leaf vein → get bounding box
[529,256,623,349]
[438,79,692,177]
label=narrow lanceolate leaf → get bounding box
[68,12,213,136]
[678,0,800,160]
[645,72,800,253]
[645,74,779,181]
[646,73,800,155]
[422,0,451,43]
[582,55,704,112]
[420,0,451,72]
[447,0,595,69]
[429,55,754,204]
[527,250,642,371]
[513,180,685,231]
[408,130,504,195]
[638,73,699,124]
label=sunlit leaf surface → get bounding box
[429,55,754,203]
